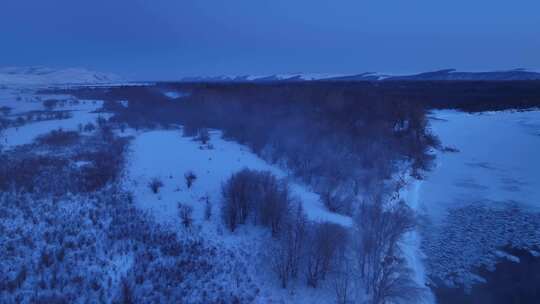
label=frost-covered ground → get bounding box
[419,110,540,287]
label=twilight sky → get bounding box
[1,0,539,80]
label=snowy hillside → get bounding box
[180,72,382,82]
[387,69,540,81]
[0,66,122,86]
[180,69,540,82]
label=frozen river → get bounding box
[419,109,540,289]
[421,109,540,222]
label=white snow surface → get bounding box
[124,129,351,227]
[399,178,435,303]
[162,91,189,99]
[0,87,108,148]
[422,110,540,220]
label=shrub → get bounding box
[204,198,212,221]
[148,178,164,194]
[178,203,194,228]
[196,128,210,144]
[319,185,354,216]
[79,136,127,192]
[271,203,308,288]
[184,171,197,188]
[182,125,199,137]
[0,106,11,116]
[36,129,80,146]
[83,123,96,132]
[43,99,59,111]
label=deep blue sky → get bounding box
[1,0,539,80]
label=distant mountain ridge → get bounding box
[0,66,122,86]
[386,69,540,81]
[180,69,540,82]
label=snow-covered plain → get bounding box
[123,129,351,228]
[122,130,352,303]
[419,109,540,287]
[0,88,108,148]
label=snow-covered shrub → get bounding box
[148,177,164,194]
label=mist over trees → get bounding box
[62,82,442,216]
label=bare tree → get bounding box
[354,197,422,304]
[271,202,307,288]
[332,248,355,304]
[305,222,348,288]
[371,255,424,304]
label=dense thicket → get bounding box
[0,123,258,303]
[221,169,291,234]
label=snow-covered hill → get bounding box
[180,69,540,82]
[180,72,385,82]
[387,68,540,81]
[0,66,122,86]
